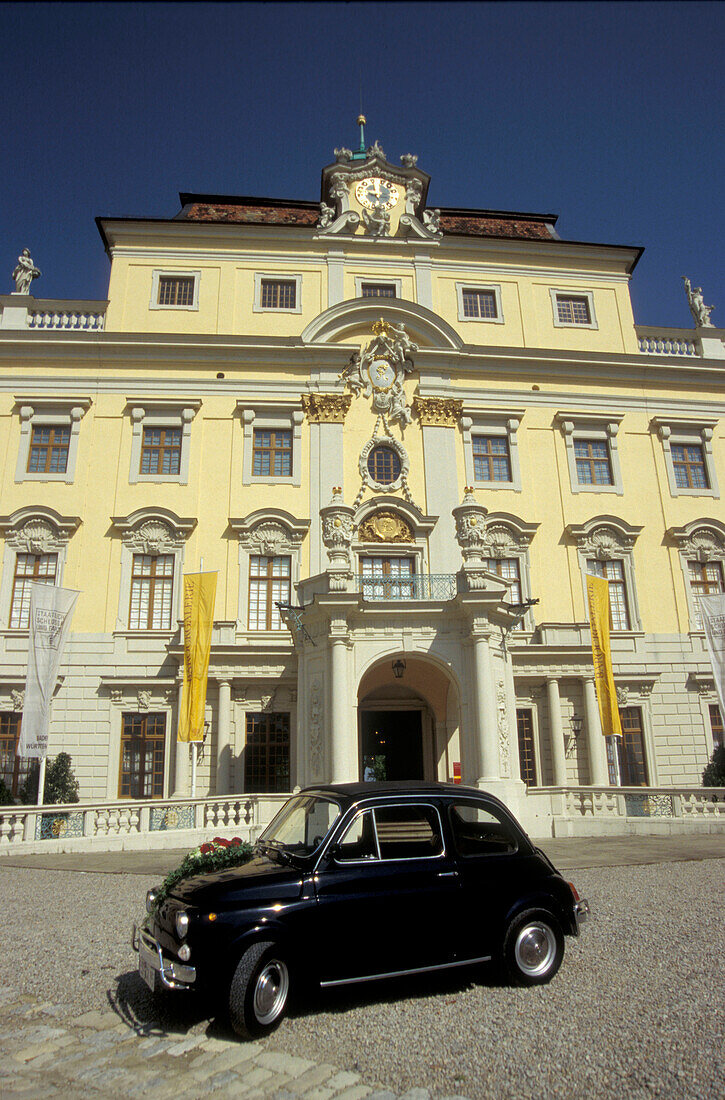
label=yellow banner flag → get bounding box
[586,574,622,739]
[178,572,217,743]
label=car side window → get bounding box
[335,810,379,862]
[373,804,444,860]
[449,802,518,856]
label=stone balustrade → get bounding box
[637,327,699,356]
[0,295,108,331]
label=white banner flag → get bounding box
[700,593,725,721]
[19,583,79,759]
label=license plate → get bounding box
[139,954,157,992]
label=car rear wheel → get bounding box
[229,941,290,1038]
[502,911,564,986]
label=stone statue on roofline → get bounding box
[683,276,715,328]
[12,248,41,295]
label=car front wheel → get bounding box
[502,911,564,986]
[229,941,290,1038]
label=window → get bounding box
[158,276,195,307]
[462,288,497,319]
[374,804,444,860]
[27,426,70,474]
[652,419,719,499]
[688,560,724,629]
[556,295,591,325]
[709,704,723,750]
[248,556,291,630]
[449,802,517,855]
[150,271,199,311]
[253,274,302,313]
[129,554,174,630]
[672,445,709,490]
[587,559,631,630]
[15,399,90,483]
[367,445,401,485]
[361,283,396,298]
[128,402,199,484]
[244,712,290,793]
[575,439,613,486]
[9,553,57,628]
[253,429,292,477]
[617,707,649,786]
[485,558,522,605]
[119,713,165,798]
[360,556,415,600]
[517,710,538,787]
[456,283,503,323]
[557,414,624,495]
[140,427,181,476]
[336,810,379,862]
[473,436,512,482]
[0,713,32,798]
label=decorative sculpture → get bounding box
[367,139,386,159]
[318,201,336,229]
[683,276,715,328]
[334,147,352,163]
[404,178,423,215]
[400,153,418,167]
[320,487,356,589]
[422,208,441,234]
[341,319,418,428]
[12,248,41,294]
[361,206,391,237]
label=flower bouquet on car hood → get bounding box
[154,836,254,909]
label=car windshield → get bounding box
[258,794,341,859]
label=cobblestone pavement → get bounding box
[0,989,438,1100]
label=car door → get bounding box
[445,798,532,961]
[312,801,461,984]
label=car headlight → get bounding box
[178,943,191,962]
[175,910,190,939]
[145,890,157,914]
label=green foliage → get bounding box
[373,755,387,781]
[19,753,80,804]
[154,836,254,909]
[702,744,725,787]
[0,777,14,805]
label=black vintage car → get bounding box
[134,782,589,1038]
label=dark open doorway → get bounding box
[360,710,424,781]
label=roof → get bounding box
[302,780,497,801]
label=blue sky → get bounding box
[2,1,722,328]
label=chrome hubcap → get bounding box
[253,960,289,1025]
[514,923,556,976]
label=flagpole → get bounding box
[189,557,204,799]
[36,757,46,806]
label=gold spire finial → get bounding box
[357,114,366,125]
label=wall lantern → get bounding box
[571,715,584,737]
[392,659,406,680]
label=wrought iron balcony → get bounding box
[355,573,459,601]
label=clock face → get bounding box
[355,177,400,211]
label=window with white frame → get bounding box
[354,276,402,300]
[568,517,643,632]
[128,401,200,485]
[0,509,79,630]
[150,270,200,311]
[230,512,309,633]
[248,555,291,631]
[667,521,725,632]
[456,283,503,323]
[557,413,624,495]
[14,398,90,484]
[651,418,719,499]
[480,516,539,629]
[253,274,302,313]
[239,403,304,486]
[9,552,57,628]
[550,289,597,329]
[112,510,194,632]
[461,411,523,492]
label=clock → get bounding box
[355,177,400,211]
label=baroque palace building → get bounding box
[1,126,724,834]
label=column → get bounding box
[547,677,567,786]
[215,679,232,795]
[330,635,356,782]
[173,681,189,796]
[472,631,499,782]
[583,677,610,785]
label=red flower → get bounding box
[200,843,212,855]
[212,837,230,848]
[231,837,242,846]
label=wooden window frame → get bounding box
[617,706,649,786]
[0,712,32,798]
[551,290,597,328]
[158,275,195,307]
[149,270,199,311]
[367,445,402,485]
[129,554,175,631]
[140,426,182,476]
[9,552,58,628]
[472,435,512,482]
[456,282,504,324]
[586,558,631,631]
[247,555,291,631]
[709,703,723,751]
[671,443,709,491]
[574,439,614,486]
[252,428,293,478]
[688,560,725,629]
[118,712,166,799]
[27,425,71,474]
[360,283,397,299]
[244,711,290,793]
[516,708,538,787]
[253,274,302,314]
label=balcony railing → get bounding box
[637,327,698,356]
[356,573,459,601]
[0,296,107,332]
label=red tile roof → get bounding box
[182,202,318,226]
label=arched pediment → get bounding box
[354,496,437,540]
[300,298,463,350]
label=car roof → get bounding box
[300,780,511,811]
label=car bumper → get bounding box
[574,898,590,931]
[132,922,196,991]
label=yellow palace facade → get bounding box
[1,131,724,838]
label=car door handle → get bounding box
[437,870,458,878]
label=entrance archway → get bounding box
[357,656,460,782]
